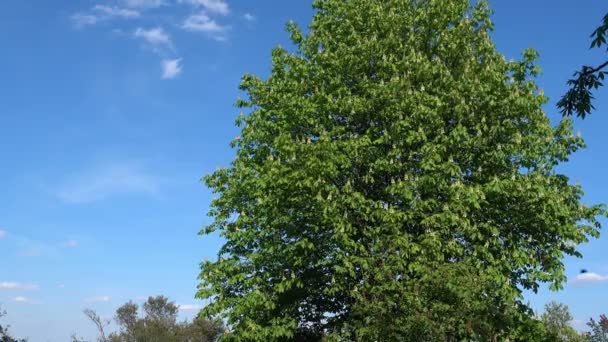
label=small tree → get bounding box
[541,301,586,342]
[587,314,608,342]
[0,306,26,342]
[83,309,110,342]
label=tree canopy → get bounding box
[197,0,605,340]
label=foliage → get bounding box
[0,306,26,342]
[558,13,608,118]
[586,314,608,342]
[197,0,605,340]
[84,296,224,342]
[540,301,586,342]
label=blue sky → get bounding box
[0,0,607,340]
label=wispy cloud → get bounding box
[123,0,165,8]
[182,13,229,41]
[56,161,160,204]
[0,229,6,239]
[178,304,202,311]
[134,27,173,48]
[243,13,256,22]
[180,0,230,15]
[0,282,38,290]
[93,5,140,19]
[62,240,79,248]
[71,13,100,28]
[85,296,111,303]
[71,5,140,28]
[573,272,608,284]
[14,296,38,304]
[161,58,183,79]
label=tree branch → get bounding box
[581,60,608,77]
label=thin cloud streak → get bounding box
[71,5,140,28]
[71,13,100,28]
[56,161,160,204]
[85,296,111,303]
[13,296,39,304]
[93,5,140,18]
[0,282,39,290]
[123,0,165,8]
[178,304,202,311]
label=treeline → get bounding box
[72,295,224,342]
[2,299,608,341]
[540,302,607,341]
[0,296,224,342]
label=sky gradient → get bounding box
[1,1,607,340]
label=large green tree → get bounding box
[197,0,604,340]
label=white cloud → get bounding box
[14,296,33,303]
[85,296,111,303]
[123,0,165,8]
[71,13,100,28]
[573,272,608,284]
[0,282,38,290]
[57,284,66,289]
[161,58,183,79]
[180,0,229,15]
[134,27,172,47]
[243,13,256,22]
[182,13,229,41]
[0,229,6,239]
[93,5,140,19]
[56,162,159,204]
[71,5,139,28]
[178,304,202,311]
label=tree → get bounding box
[0,306,26,342]
[558,13,608,118]
[81,296,224,342]
[142,295,178,328]
[84,309,110,342]
[541,301,586,342]
[586,314,608,342]
[197,0,605,340]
